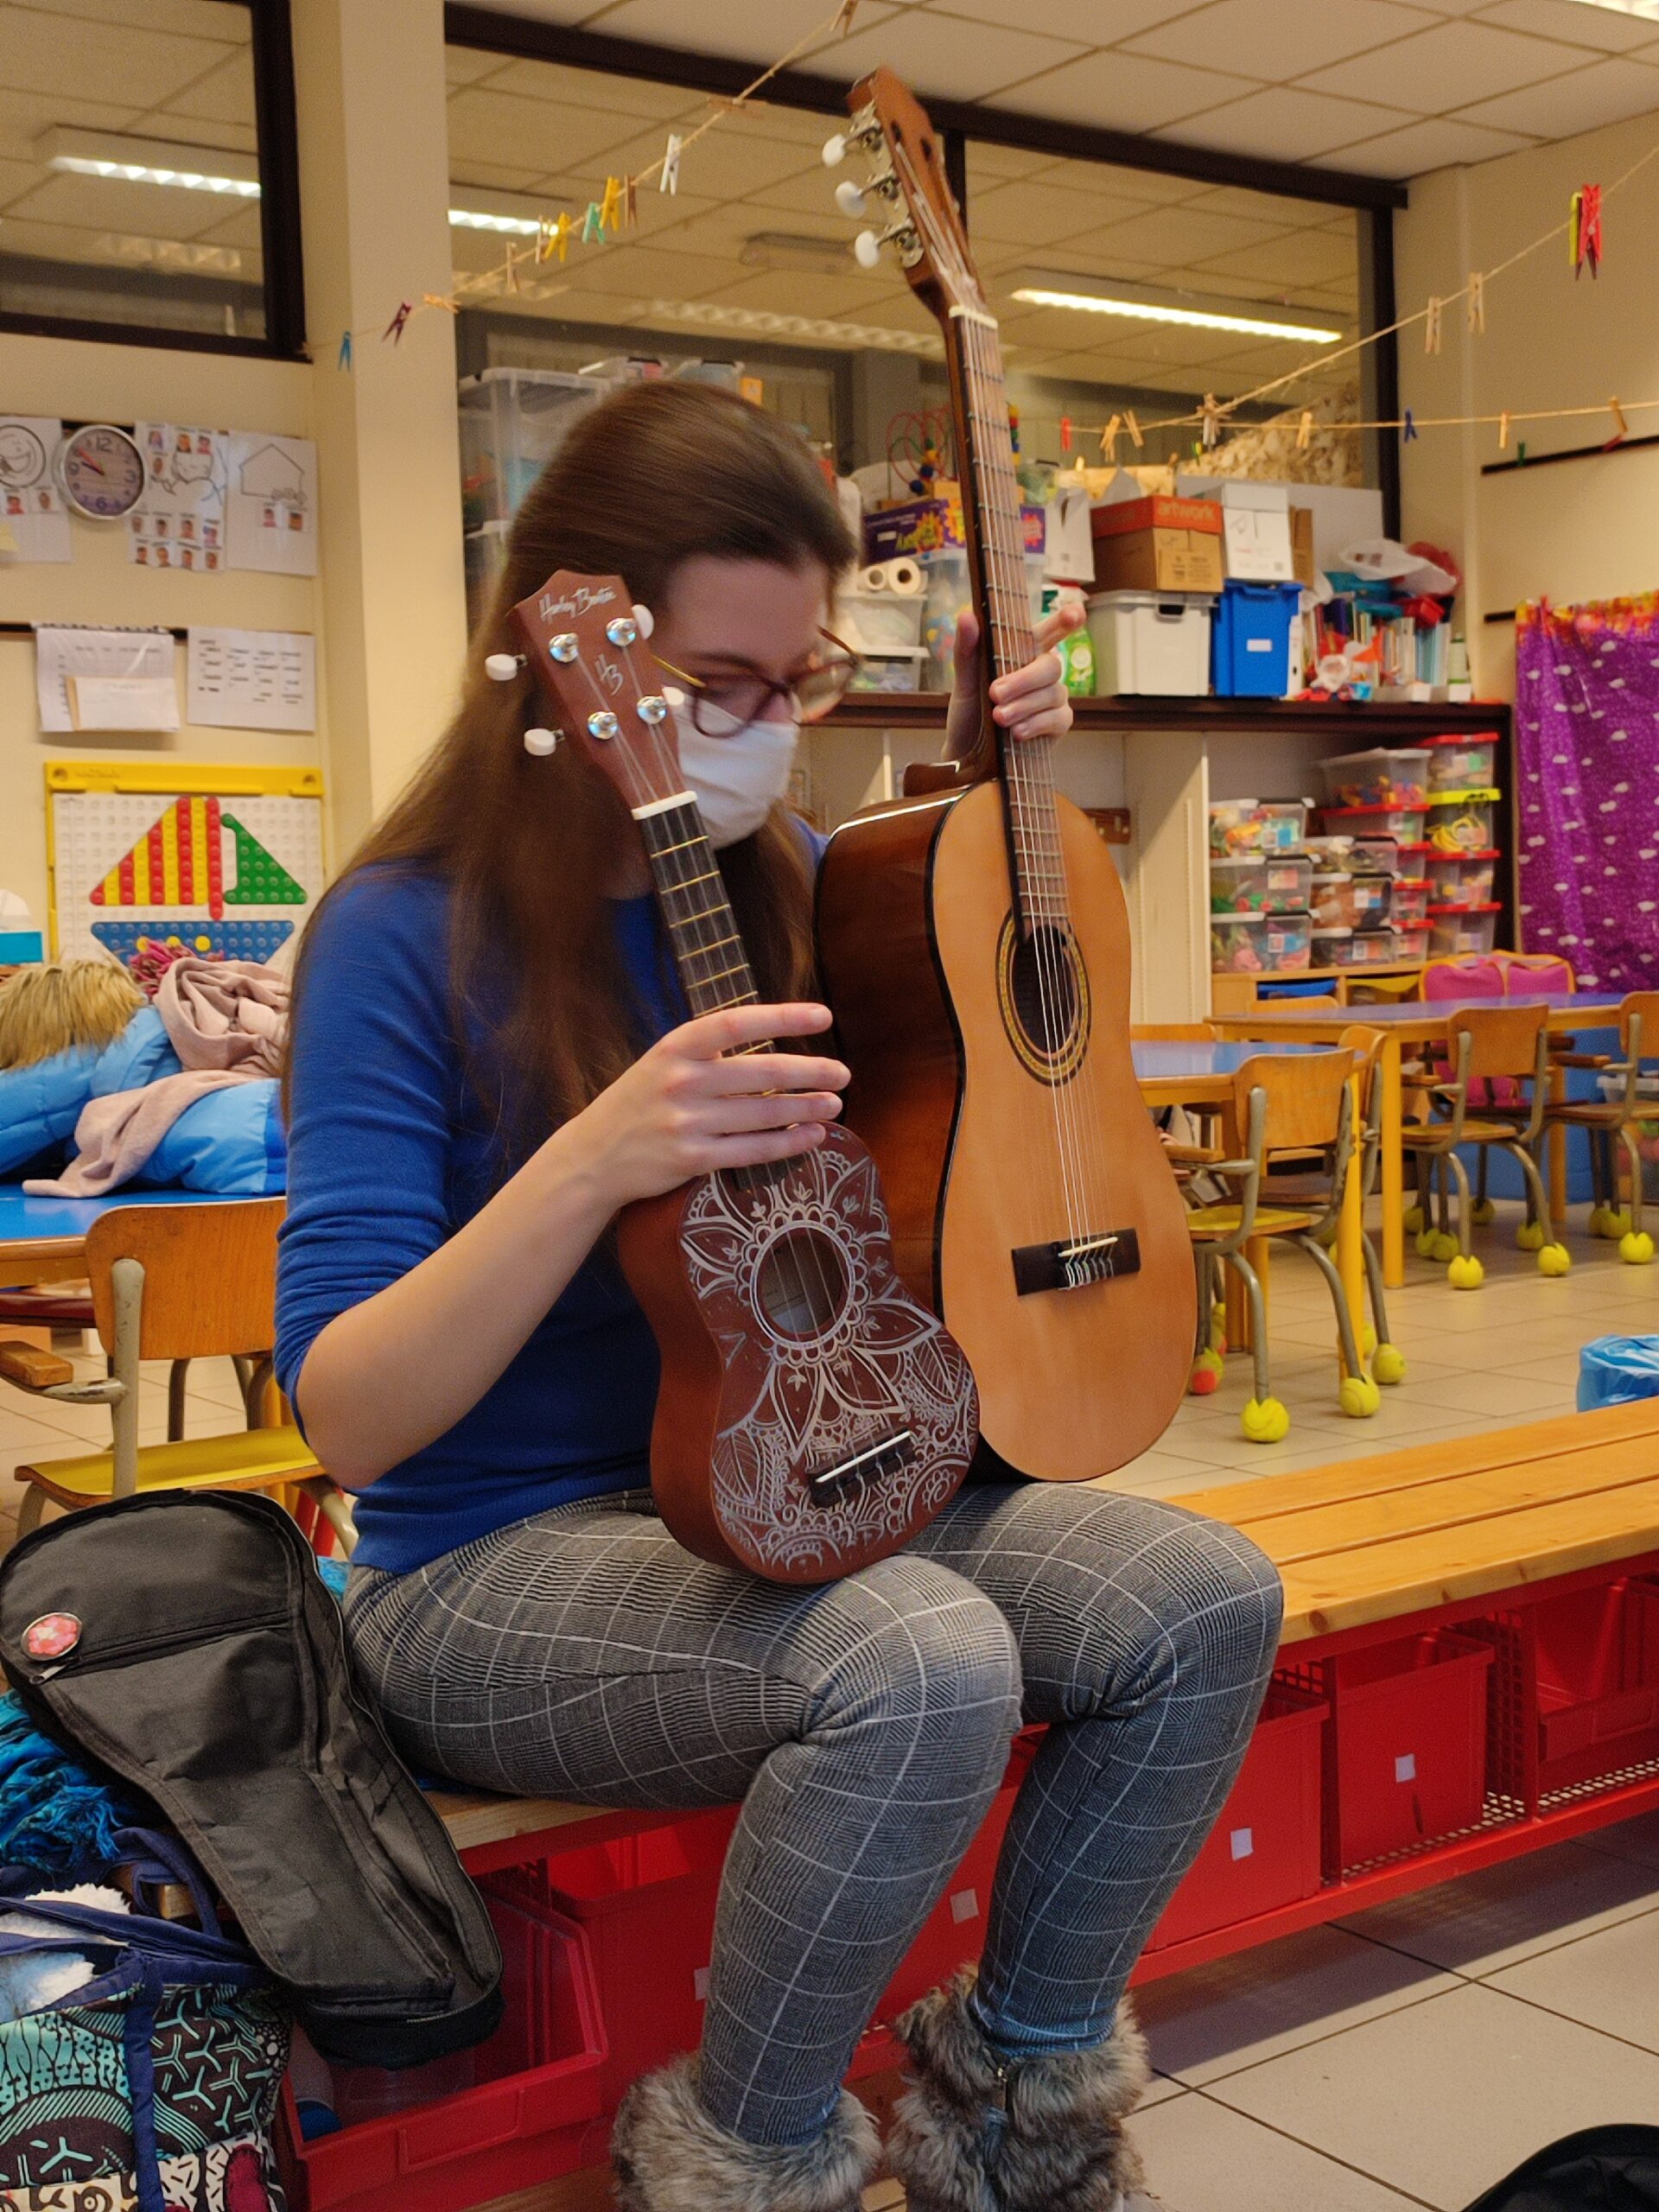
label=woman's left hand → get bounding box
[944,602,1080,762]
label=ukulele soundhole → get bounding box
[997,916,1091,1084]
[755,1227,850,1340]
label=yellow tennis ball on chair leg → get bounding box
[1605,1208,1634,1238]
[1404,1205,1426,1235]
[1448,1253,1485,1289]
[1430,1230,1459,1262]
[1373,1343,1408,1384]
[1241,1397,1290,1444]
[1537,1243,1572,1277]
[1516,1219,1545,1251]
[1339,1374,1381,1419]
[1589,1205,1611,1237]
[1620,1230,1655,1266]
[1471,1197,1497,1226]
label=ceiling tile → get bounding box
[3,169,231,238]
[1182,183,1333,219]
[139,111,257,155]
[0,86,137,161]
[446,47,500,86]
[463,0,613,22]
[1077,202,1294,263]
[580,0,901,64]
[472,58,700,117]
[449,160,547,193]
[944,0,1223,35]
[1472,0,1659,49]
[696,269,889,317]
[446,86,652,171]
[1451,54,1659,132]
[1635,40,1659,64]
[0,3,232,106]
[988,49,1261,130]
[19,0,236,33]
[584,119,819,199]
[1192,228,1362,285]
[819,9,1092,101]
[193,202,264,250]
[0,154,42,210]
[1332,113,1537,168]
[968,177,1161,244]
[1295,16,1580,100]
[1155,86,1417,158]
[966,141,1059,181]
[162,51,256,126]
[1128,0,1440,74]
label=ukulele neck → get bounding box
[635,792,764,1027]
[944,305,1065,934]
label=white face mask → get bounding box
[672,698,799,849]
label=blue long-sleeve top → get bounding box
[275,864,688,1573]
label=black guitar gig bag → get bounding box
[0,1490,502,2069]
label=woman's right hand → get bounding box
[563,1002,849,1208]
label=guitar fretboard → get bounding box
[635,794,763,1023]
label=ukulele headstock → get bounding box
[824,67,982,323]
[510,569,683,812]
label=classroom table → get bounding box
[0,1185,251,1288]
[1210,993,1624,1289]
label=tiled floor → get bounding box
[5,1193,1657,2212]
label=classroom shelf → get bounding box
[1209,962,1427,1016]
[819,693,1515,741]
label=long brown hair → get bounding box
[296,382,855,1147]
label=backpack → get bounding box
[1463,2126,1659,2210]
[0,1491,501,2071]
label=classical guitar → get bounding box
[815,72,1195,1482]
[512,570,977,1583]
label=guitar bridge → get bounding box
[807,1429,917,1508]
[1011,1229,1142,1298]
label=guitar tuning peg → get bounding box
[853,229,884,270]
[523,727,560,756]
[834,180,868,218]
[484,652,523,682]
[822,131,849,168]
[631,601,654,638]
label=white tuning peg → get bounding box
[630,601,654,639]
[662,684,686,709]
[834,180,868,218]
[524,727,560,757]
[853,229,884,270]
[485,652,521,682]
[822,131,848,168]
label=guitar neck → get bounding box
[634,794,763,1021]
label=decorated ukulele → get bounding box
[512,570,977,1584]
[815,72,1195,1481]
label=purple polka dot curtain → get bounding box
[1515,595,1659,991]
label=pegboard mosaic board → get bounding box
[45,762,324,968]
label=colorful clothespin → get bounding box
[1606,396,1628,451]
[1296,410,1313,451]
[335,329,353,372]
[1424,296,1442,354]
[1058,414,1072,454]
[1498,410,1510,452]
[1099,414,1121,463]
[1124,410,1144,450]
[1572,183,1603,278]
[836,0,860,30]
[1403,407,1417,443]
[550,211,575,263]
[599,175,625,232]
[382,299,414,345]
[1467,272,1485,335]
[582,200,604,245]
[660,133,683,195]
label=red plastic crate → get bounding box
[276,1896,607,2212]
[1534,1576,1659,1793]
[1330,1630,1493,1869]
[1148,1681,1326,1950]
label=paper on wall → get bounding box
[129,422,226,571]
[0,416,71,563]
[187,626,315,733]
[35,625,176,734]
[224,432,317,575]
[67,674,181,732]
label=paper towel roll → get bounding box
[859,563,891,594]
[886,557,923,595]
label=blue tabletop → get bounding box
[0,1184,250,1255]
[1133,1040,1336,1078]
[1222,991,1623,1029]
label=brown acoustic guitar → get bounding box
[815,71,1196,1483]
[512,569,976,1584]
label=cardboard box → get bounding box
[1090,495,1224,594]
[1219,481,1295,583]
[1290,505,1316,588]
[864,496,1045,563]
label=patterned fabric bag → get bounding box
[0,1831,289,2212]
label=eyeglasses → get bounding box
[658,630,863,734]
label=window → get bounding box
[0,0,302,354]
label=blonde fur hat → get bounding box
[0,960,144,1072]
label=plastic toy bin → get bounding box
[1313,925,1399,971]
[277,1896,607,2212]
[1531,1576,1659,1795]
[1427,853,1497,906]
[1087,589,1215,696]
[1425,732,1499,791]
[1211,911,1313,975]
[1148,1681,1326,1950]
[1428,905,1500,957]
[1211,855,1313,915]
[1310,872,1391,930]
[1319,802,1427,845]
[1208,798,1309,857]
[1426,791,1498,855]
[1319,748,1432,809]
[1211,580,1303,697]
[1328,1630,1494,1869]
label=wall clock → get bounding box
[55,423,147,521]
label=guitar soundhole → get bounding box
[755,1229,849,1341]
[998,917,1090,1084]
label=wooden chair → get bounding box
[1184,1049,1376,1443]
[1400,1003,1567,1288]
[0,1199,352,1546]
[1543,989,1659,1267]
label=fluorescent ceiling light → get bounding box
[1010,269,1342,345]
[448,207,542,235]
[41,127,260,197]
[1558,1,1659,16]
[645,296,944,355]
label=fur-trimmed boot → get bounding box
[887,1968,1159,2212]
[610,2052,880,2212]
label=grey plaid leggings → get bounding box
[345,1482,1281,2146]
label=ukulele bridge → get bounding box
[807,1428,917,1508]
[1011,1229,1142,1298]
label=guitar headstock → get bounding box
[510,569,683,814]
[824,67,983,323]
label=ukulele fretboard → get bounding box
[635,795,762,1021]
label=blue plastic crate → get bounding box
[1213,580,1303,697]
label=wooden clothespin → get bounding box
[1124,409,1144,450]
[1058,414,1071,454]
[1606,395,1628,451]
[503,253,519,295]
[1200,394,1223,451]
[422,291,459,315]
[660,132,683,195]
[1497,410,1510,452]
[599,175,625,232]
[582,200,604,245]
[836,0,859,31]
[1424,296,1442,354]
[1296,410,1313,451]
[1467,272,1485,335]
[624,175,639,227]
[382,299,414,345]
[1099,413,1121,463]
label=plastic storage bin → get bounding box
[276,1895,607,2212]
[1313,925,1399,970]
[1428,904,1500,957]
[459,368,602,531]
[1211,855,1313,915]
[1211,580,1304,696]
[1087,589,1216,696]
[1425,791,1498,855]
[1310,872,1391,930]
[1427,852,1497,905]
[1424,731,1499,791]
[1394,923,1431,962]
[1319,747,1432,809]
[1211,911,1313,975]
[1329,1630,1494,1868]
[1319,802,1427,844]
[1531,1576,1659,1795]
[1208,798,1309,857]
[1147,1682,1326,1950]
[849,645,928,692]
[1390,876,1431,927]
[836,588,925,652]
